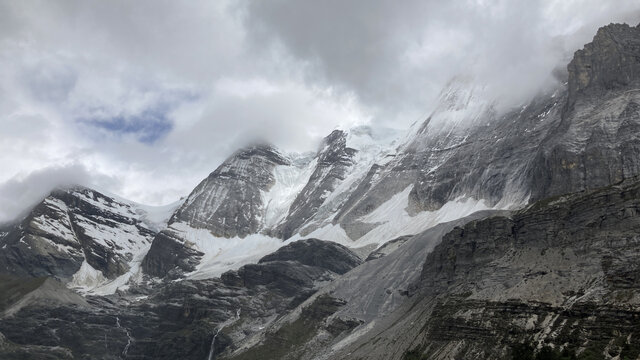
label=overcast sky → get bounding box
[1,0,639,222]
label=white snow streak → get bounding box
[261,157,316,228]
[356,185,494,246]
[167,222,284,280]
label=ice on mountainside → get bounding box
[135,200,185,232]
[261,154,317,229]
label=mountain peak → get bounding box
[567,22,640,108]
[169,141,290,238]
[226,142,288,164]
[320,129,348,149]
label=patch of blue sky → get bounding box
[86,109,173,144]
[77,91,199,144]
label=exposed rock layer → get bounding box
[331,177,640,359]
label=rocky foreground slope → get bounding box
[0,239,361,359]
[0,22,639,360]
[327,177,640,360]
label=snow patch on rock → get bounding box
[261,157,317,228]
[164,222,285,280]
[287,185,516,251]
[68,260,107,291]
[356,185,503,246]
[135,200,184,232]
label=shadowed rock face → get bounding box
[364,235,412,261]
[0,331,74,360]
[0,275,88,317]
[0,187,155,281]
[258,238,361,275]
[140,228,204,279]
[221,239,362,297]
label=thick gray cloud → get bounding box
[240,0,640,119]
[0,0,639,222]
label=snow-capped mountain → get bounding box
[6,23,640,293]
[47,24,640,285]
[2,22,640,360]
[141,126,407,279]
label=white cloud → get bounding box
[0,164,120,223]
[240,0,640,117]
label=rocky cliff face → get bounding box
[530,23,640,202]
[567,23,640,109]
[330,177,640,360]
[139,226,204,278]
